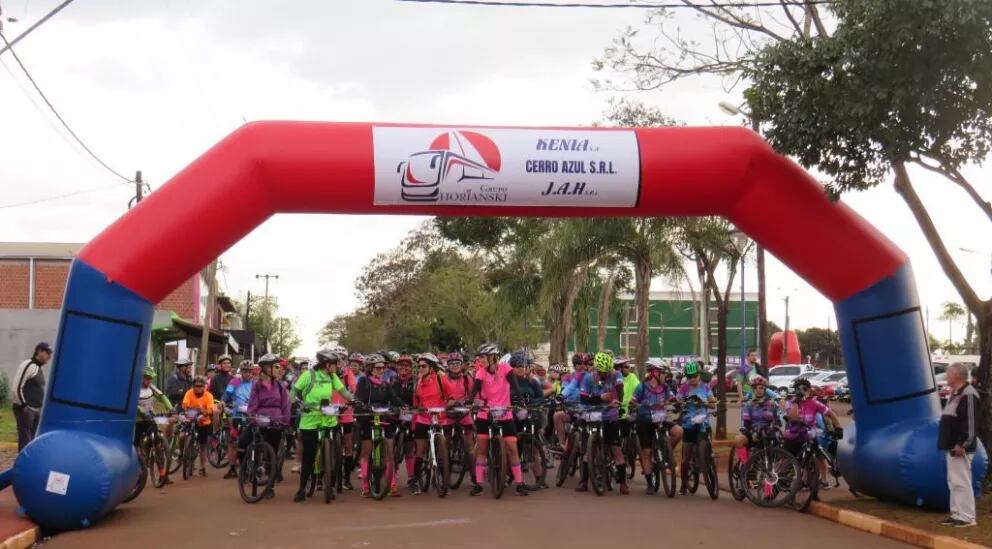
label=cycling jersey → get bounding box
[513,375,544,404]
[631,381,673,423]
[137,384,170,418]
[181,390,215,426]
[441,374,473,426]
[621,372,639,419]
[474,362,513,421]
[413,371,447,426]
[224,378,254,418]
[580,371,623,422]
[561,374,584,403]
[354,374,405,411]
[249,379,291,427]
[333,369,358,424]
[741,397,780,433]
[677,382,714,430]
[783,398,832,441]
[294,369,346,430]
[393,376,415,407]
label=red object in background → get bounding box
[768,331,801,366]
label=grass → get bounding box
[833,493,992,546]
[0,406,16,444]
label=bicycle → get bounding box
[638,404,678,498]
[176,409,204,480]
[789,430,842,512]
[142,414,173,488]
[303,402,344,504]
[554,404,588,488]
[208,405,231,469]
[580,406,619,496]
[238,416,280,503]
[739,425,800,508]
[678,404,719,500]
[515,403,550,487]
[414,406,450,498]
[474,405,512,499]
[363,405,397,501]
[446,406,472,490]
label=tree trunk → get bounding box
[634,256,652,380]
[597,269,616,351]
[975,306,992,490]
[697,259,711,364]
[560,266,590,362]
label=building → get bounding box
[0,242,247,384]
[577,289,759,361]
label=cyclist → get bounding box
[355,353,407,498]
[209,355,233,399]
[441,351,477,490]
[181,376,216,477]
[783,377,842,478]
[675,361,716,495]
[291,350,354,503]
[382,351,400,383]
[510,351,548,490]
[243,355,291,497]
[469,343,528,497]
[391,354,418,491]
[733,376,780,465]
[410,352,447,495]
[166,358,194,407]
[348,353,365,381]
[630,361,676,493]
[554,353,589,449]
[577,351,630,495]
[222,362,256,479]
[615,356,639,457]
[136,366,175,485]
[336,353,363,491]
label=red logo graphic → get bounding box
[398,130,501,202]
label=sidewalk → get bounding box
[0,490,38,549]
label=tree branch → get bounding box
[683,0,788,42]
[892,162,983,315]
[778,0,804,37]
[804,2,828,37]
[909,155,992,224]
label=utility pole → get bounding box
[127,170,146,209]
[197,260,219,375]
[255,273,279,352]
[782,296,791,364]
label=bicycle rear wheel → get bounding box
[701,439,719,500]
[209,429,229,469]
[122,450,147,503]
[488,436,506,499]
[555,432,578,487]
[168,434,183,475]
[182,435,198,481]
[790,456,818,512]
[322,437,335,504]
[659,436,676,498]
[431,432,449,498]
[589,435,607,496]
[449,434,468,490]
[742,447,799,508]
[238,441,276,504]
[729,449,746,501]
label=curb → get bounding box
[808,501,987,549]
[0,525,37,549]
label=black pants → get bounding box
[13,405,39,451]
[237,427,283,466]
[298,429,320,493]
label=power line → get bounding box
[396,0,835,8]
[0,183,121,210]
[0,0,75,57]
[0,29,132,185]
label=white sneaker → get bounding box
[953,521,977,528]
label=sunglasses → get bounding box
[372,365,386,370]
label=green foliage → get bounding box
[0,374,9,407]
[745,0,992,195]
[795,327,842,367]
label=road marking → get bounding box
[335,518,471,532]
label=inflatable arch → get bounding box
[8,122,986,530]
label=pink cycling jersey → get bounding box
[413,372,447,426]
[783,398,831,440]
[475,362,513,421]
[442,374,474,426]
[333,369,357,423]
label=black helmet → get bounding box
[509,350,528,368]
[477,343,500,356]
[385,351,400,363]
[793,377,812,390]
[315,349,340,365]
[258,353,279,366]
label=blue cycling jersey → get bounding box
[632,381,673,422]
[224,379,254,417]
[677,382,714,430]
[561,372,585,402]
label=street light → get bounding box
[718,101,746,117]
[730,230,751,369]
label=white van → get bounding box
[768,364,817,391]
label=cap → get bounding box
[35,342,52,354]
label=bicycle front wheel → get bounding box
[659,436,676,498]
[122,450,147,503]
[322,436,335,504]
[729,448,746,501]
[238,441,276,504]
[449,434,468,490]
[209,429,229,469]
[742,447,799,508]
[147,436,169,488]
[431,432,449,498]
[489,436,506,499]
[182,435,198,481]
[790,455,818,512]
[168,434,183,475]
[701,439,719,500]
[588,435,607,496]
[556,432,578,487]
[369,436,390,501]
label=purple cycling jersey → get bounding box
[783,398,831,440]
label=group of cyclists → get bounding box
[133,343,845,508]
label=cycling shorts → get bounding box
[635,421,658,449]
[602,421,622,447]
[358,419,397,441]
[682,427,703,445]
[134,419,156,447]
[195,424,211,445]
[474,419,517,438]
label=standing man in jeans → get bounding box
[13,342,52,450]
[938,363,979,528]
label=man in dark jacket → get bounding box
[165,359,193,407]
[938,363,979,528]
[209,355,233,400]
[13,342,51,450]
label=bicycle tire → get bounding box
[555,432,578,487]
[701,439,719,500]
[182,435,197,481]
[449,434,468,490]
[238,441,276,504]
[369,436,389,501]
[683,444,699,494]
[790,455,818,512]
[322,436,335,504]
[589,435,607,496]
[432,432,449,498]
[392,427,407,467]
[147,436,169,488]
[332,433,344,495]
[660,436,676,498]
[208,429,229,469]
[623,433,638,480]
[123,450,148,503]
[729,449,746,501]
[742,447,799,508]
[489,436,506,499]
[168,434,184,475]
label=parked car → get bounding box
[811,371,848,398]
[768,364,817,391]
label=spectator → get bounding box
[938,363,979,528]
[165,358,194,407]
[209,355,233,400]
[748,349,767,378]
[13,342,51,450]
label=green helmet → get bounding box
[593,352,613,373]
[683,361,700,377]
[143,366,155,378]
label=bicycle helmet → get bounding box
[593,352,613,373]
[174,358,193,368]
[385,351,400,363]
[258,353,280,366]
[509,350,528,368]
[217,354,232,364]
[348,352,365,365]
[332,346,348,356]
[613,356,632,368]
[477,343,500,356]
[571,352,588,366]
[206,363,218,372]
[793,377,812,391]
[419,352,442,369]
[683,361,700,377]
[447,351,464,364]
[751,375,767,387]
[143,366,155,377]
[396,354,414,365]
[366,353,385,365]
[646,361,664,373]
[549,363,569,375]
[314,349,340,364]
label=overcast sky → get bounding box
[1,0,989,355]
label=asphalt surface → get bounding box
[38,402,899,549]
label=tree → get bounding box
[795,327,842,368]
[269,317,302,357]
[940,302,967,344]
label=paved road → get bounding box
[43,402,899,549]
